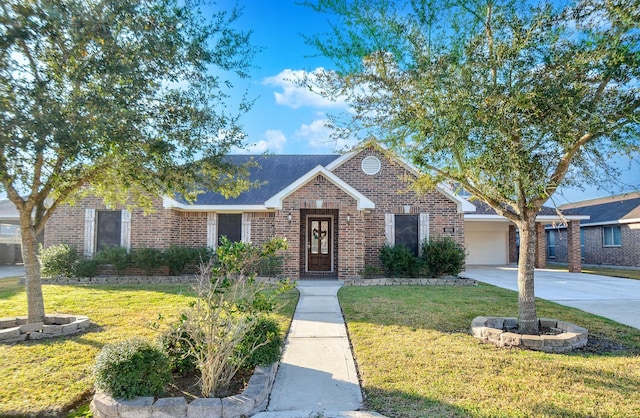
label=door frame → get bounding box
[305,214,335,273]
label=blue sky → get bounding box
[221,1,638,204]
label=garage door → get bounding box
[465,230,508,265]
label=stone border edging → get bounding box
[90,362,279,418]
[471,316,588,353]
[343,277,477,286]
[30,276,286,286]
[0,314,90,343]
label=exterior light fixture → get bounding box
[287,213,293,223]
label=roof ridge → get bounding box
[559,191,640,209]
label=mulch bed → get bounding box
[163,367,254,401]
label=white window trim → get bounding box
[384,213,395,246]
[121,209,131,251]
[84,209,96,257]
[603,225,622,247]
[242,213,251,243]
[207,213,217,250]
[418,213,429,255]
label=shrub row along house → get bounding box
[44,142,588,278]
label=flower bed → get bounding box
[91,362,278,418]
[0,314,90,343]
[471,316,588,353]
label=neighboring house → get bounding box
[0,200,22,264]
[546,193,640,267]
[44,141,587,278]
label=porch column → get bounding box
[535,222,546,268]
[567,220,582,273]
[508,224,518,264]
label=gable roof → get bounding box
[0,200,19,220]
[166,155,341,210]
[464,200,588,223]
[164,145,476,212]
[264,165,375,210]
[558,194,640,226]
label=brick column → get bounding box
[535,222,546,268]
[567,220,582,273]
[508,225,518,264]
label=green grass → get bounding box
[339,284,640,418]
[546,263,640,280]
[0,277,298,416]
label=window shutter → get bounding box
[207,213,217,250]
[84,209,96,257]
[241,213,251,243]
[419,213,429,255]
[385,213,395,246]
[120,210,131,251]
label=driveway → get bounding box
[461,266,640,330]
[0,265,24,279]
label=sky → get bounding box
[217,1,638,205]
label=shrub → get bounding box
[130,247,163,276]
[379,244,421,277]
[360,264,383,279]
[39,244,78,277]
[257,255,284,276]
[73,258,99,278]
[421,236,466,277]
[160,321,198,375]
[95,246,130,275]
[235,317,282,368]
[163,246,196,276]
[94,338,171,399]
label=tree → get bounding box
[304,0,639,334]
[0,0,257,323]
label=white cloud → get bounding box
[294,118,356,152]
[234,129,287,154]
[263,68,349,110]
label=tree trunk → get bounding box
[516,218,539,335]
[20,212,45,323]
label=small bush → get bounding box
[257,255,284,276]
[360,264,383,279]
[39,244,78,277]
[131,247,163,276]
[235,317,282,368]
[160,321,198,375]
[73,258,99,278]
[94,338,171,399]
[379,244,421,277]
[421,236,466,277]
[163,246,195,276]
[95,246,130,275]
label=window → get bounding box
[547,230,556,258]
[217,214,242,245]
[580,229,585,259]
[394,214,419,257]
[96,211,121,251]
[603,225,621,247]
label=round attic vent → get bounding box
[361,156,381,175]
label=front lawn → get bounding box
[339,284,640,418]
[546,263,640,280]
[0,278,298,416]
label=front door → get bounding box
[308,217,332,272]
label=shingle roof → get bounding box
[175,154,341,205]
[466,199,584,217]
[560,197,640,225]
[0,200,19,219]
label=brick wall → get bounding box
[332,148,464,271]
[547,223,639,267]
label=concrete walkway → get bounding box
[462,266,640,330]
[254,281,386,418]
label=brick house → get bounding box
[546,193,640,268]
[45,142,587,278]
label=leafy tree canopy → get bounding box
[304,0,639,334]
[0,0,256,230]
[305,0,639,220]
